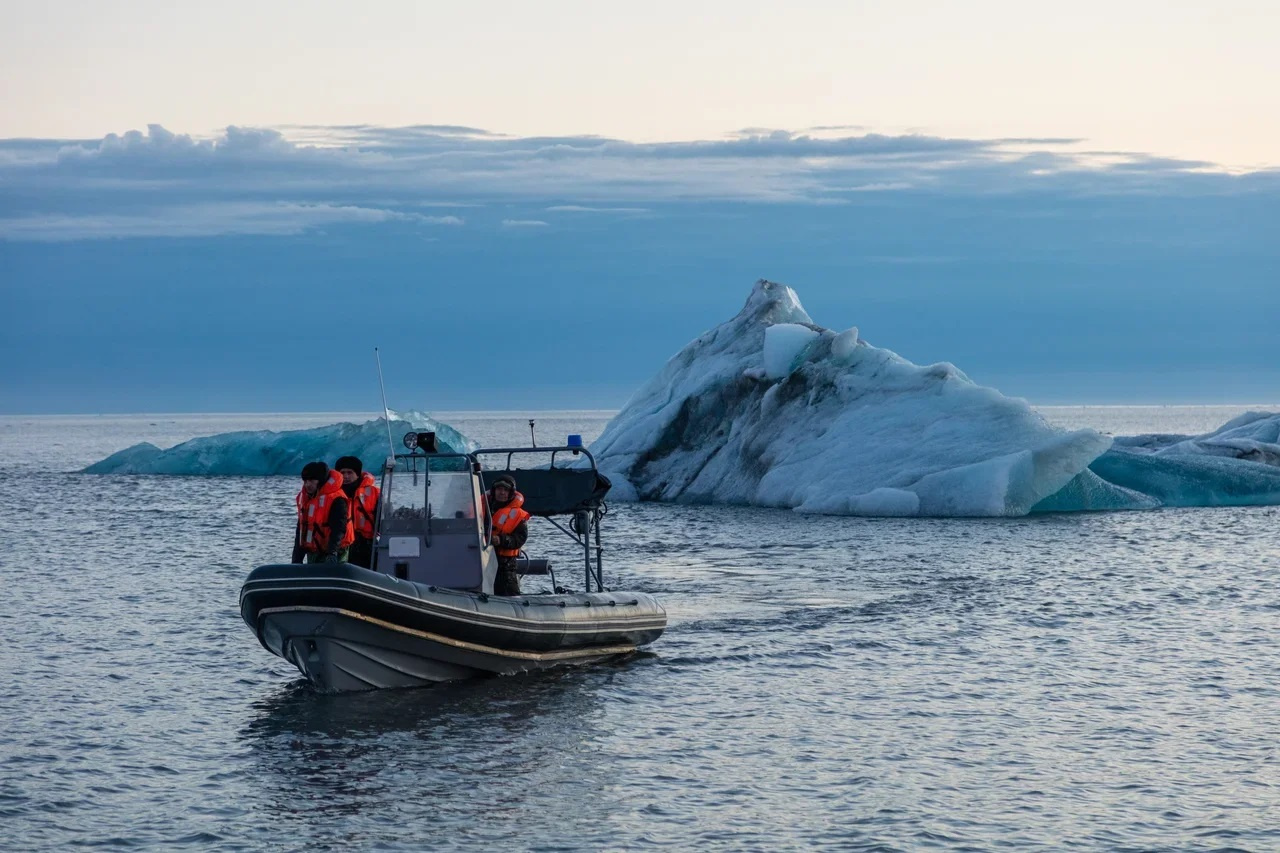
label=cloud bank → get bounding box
[2,123,1275,241]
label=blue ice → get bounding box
[82,411,473,476]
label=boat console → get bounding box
[371,431,614,595]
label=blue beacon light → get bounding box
[567,434,583,453]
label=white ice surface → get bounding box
[1114,411,1280,466]
[763,323,819,380]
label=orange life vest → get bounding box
[296,469,356,554]
[490,490,530,558]
[350,471,380,539]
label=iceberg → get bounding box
[1110,410,1280,465]
[82,411,474,476]
[1076,411,1280,508]
[591,279,1280,517]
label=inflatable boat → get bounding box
[240,434,666,692]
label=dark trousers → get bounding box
[495,557,521,596]
[349,536,374,569]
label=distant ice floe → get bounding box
[1075,412,1280,510]
[82,411,474,476]
[591,279,1280,516]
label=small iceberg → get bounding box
[591,279,1280,517]
[83,411,474,476]
[1080,411,1280,509]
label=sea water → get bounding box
[2,407,1278,851]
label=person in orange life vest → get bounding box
[291,461,354,564]
[335,455,380,569]
[486,474,529,596]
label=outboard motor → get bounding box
[372,432,498,593]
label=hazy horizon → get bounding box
[6,400,1279,418]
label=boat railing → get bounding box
[474,446,609,593]
[475,444,599,474]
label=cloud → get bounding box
[0,202,461,241]
[544,205,649,213]
[0,122,1275,241]
[53,124,296,166]
[501,219,549,228]
[829,182,914,193]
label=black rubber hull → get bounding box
[239,563,666,691]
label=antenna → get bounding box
[529,418,537,448]
[375,347,396,472]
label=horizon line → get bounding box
[3,402,1279,419]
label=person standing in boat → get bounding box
[335,455,380,569]
[486,474,530,596]
[291,461,354,564]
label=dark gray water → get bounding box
[3,409,1279,851]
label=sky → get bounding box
[2,1,1278,413]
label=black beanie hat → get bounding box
[300,461,329,481]
[493,474,517,491]
[335,455,363,475]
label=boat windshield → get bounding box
[426,471,480,520]
[384,468,428,523]
[386,470,478,518]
